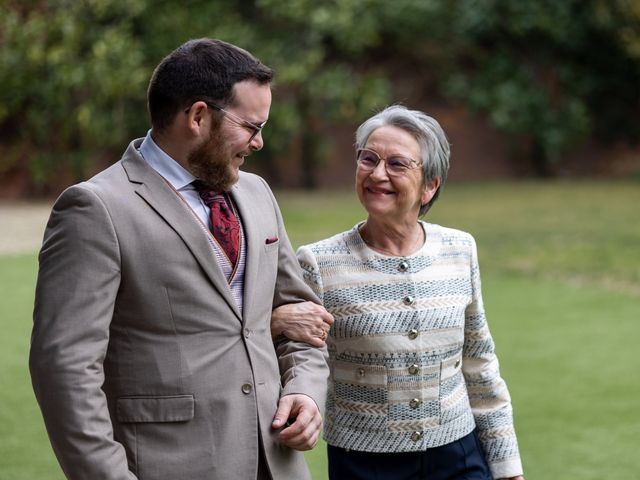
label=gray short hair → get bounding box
[355,105,450,216]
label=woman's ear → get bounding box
[421,177,441,206]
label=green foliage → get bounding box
[1,1,639,189]
[0,0,393,191]
[0,0,149,188]
[442,0,640,173]
[250,0,393,187]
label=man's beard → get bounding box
[187,124,239,192]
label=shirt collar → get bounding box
[139,130,195,191]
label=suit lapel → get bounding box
[121,140,242,320]
[231,179,261,323]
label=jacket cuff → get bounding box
[489,457,524,479]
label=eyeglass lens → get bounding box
[209,103,264,141]
[357,149,416,174]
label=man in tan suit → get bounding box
[29,38,332,480]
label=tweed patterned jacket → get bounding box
[297,222,523,479]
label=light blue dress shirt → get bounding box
[138,131,211,229]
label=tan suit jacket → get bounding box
[29,139,328,479]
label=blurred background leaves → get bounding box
[0,0,639,193]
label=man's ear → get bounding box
[184,101,210,137]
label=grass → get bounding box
[303,273,640,480]
[277,180,640,294]
[2,180,639,479]
[479,274,639,479]
[0,253,62,479]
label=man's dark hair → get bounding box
[147,38,274,132]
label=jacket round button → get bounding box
[357,367,366,377]
[241,383,252,394]
[408,329,419,340]
[408,364,420,375]
[409,398,421,409]
[410,431,423,442]
[403,296,414,306]
[398,261,409,272]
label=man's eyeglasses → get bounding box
[207,103,267,143]
[356,148,422,176]
[185,101,267,142]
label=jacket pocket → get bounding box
[116,394,194,423]
[264,239,280,252]
[332,360,388,418]
[440,352,463,381]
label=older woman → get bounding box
[272,105,524,480]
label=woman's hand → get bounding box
[271,301,334,347]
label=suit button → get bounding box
[398,261,409,272]
[244,328,251,338]
[403,296,414,306]
[408,364,420,375]
[241,383,253,394]
[409,398,421,409]
[410,431,423,442]
[408,329,419,340]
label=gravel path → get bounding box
[0,202,53,255]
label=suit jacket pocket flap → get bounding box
[116,395,194,423]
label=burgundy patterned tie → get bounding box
[194,182,240,266]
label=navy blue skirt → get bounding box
[327,430,492,480]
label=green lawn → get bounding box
[278,181,640,295]
[2,181,639,479]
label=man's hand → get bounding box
[271,301,334,347]
[272,394,323,451]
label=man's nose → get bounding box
[250,131,264,151]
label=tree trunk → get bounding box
[530,139,555,177]
[299,95,320,190]
[300,128,318,190]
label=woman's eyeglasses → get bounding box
[356,148,422,176]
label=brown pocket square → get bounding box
[265,236,279,244]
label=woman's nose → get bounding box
[369,159,389,179]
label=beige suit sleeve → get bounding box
[260,180,329,412]
[29,185,137,480]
